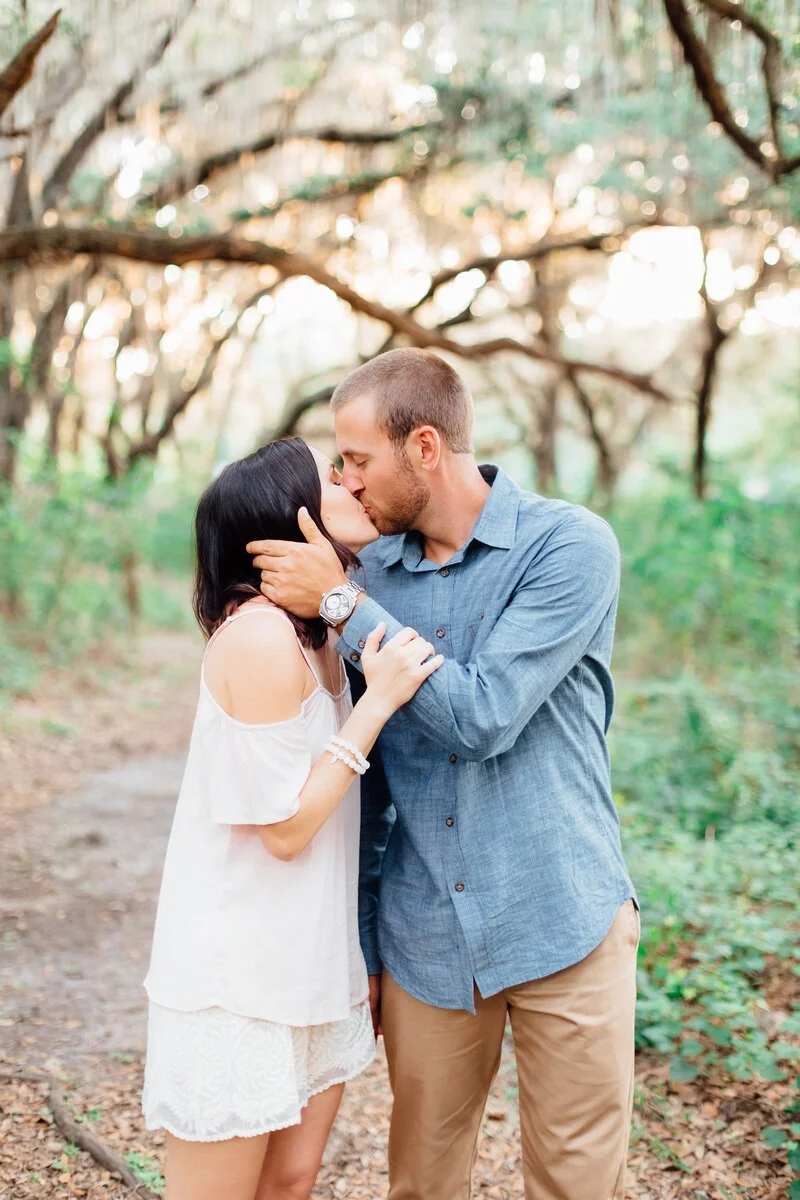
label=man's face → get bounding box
[334,392,430,536]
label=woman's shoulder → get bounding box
[205,606,311,724]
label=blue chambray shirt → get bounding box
[337,464,635,1013]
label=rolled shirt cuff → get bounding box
[360,937,383,977]
[335,596,404,671]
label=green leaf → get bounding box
[787,1145,800,1172]
[761,1126,788,1148]
[788,1181,800,1200]
[669,1057,699,1082]
[680,1039,704,1057]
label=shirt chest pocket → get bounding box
[451,610,489,658]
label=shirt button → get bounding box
[349,652,360,663]
[357,638,366,649]
[454,882,465,892]
[438,567,450,577]
[436,628,446,638]
[449,754,458,764]
[445,817,455,827]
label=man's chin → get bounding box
[372,516,407,537]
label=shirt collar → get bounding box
[379,464,520,570]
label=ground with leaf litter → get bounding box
[1,633,797,1199]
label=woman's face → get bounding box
[310,446,380,552]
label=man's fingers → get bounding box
[260,579,280,603]
[363,622,386,655]
[297,506,326,546]
[247,540,291,559]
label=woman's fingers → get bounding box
[387,626,419,647]
[363,622,386,656]
[403,637,434,664]
[419,654,444,678]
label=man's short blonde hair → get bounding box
[330,348,474,454]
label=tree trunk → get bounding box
[0,267,26,486]
[533,379,559,494]
[693,305,728,500]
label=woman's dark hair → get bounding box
[192,437,359,649]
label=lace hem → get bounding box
[142,999,375,1143]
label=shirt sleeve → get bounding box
[336,512,620,763]
[208,719,312,826]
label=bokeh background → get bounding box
[1,2,799,1197]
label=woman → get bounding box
[142,437,442,1200]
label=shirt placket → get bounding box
[423,558,482,1011]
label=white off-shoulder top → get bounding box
[143,605,368,1026]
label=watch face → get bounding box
[324,590,350,620]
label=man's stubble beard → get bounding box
[370,449,431,536]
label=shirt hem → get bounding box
[380,889,637,1012]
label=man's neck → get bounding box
[416,459,492,565]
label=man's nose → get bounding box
[341,465,361,495]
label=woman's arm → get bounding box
[211,614,441,861]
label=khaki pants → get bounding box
[381,900,639,1200]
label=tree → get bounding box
[0,0,797,499]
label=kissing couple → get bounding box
[141,347,638,1200]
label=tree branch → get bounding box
[701,0,784,159]
[0,9,61,122]
[147,121,438,210]
[664,0,796,179]
[41,2,196,210]
[48,1081,160,1200]
[409,220,663,313]
[128,282,279,464]
[228,158,437,225]
[201,18,362,100]
[0,224,675,404]
[271,384,336,440]
[566,370,617,494]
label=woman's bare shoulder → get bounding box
[205,608,311,724]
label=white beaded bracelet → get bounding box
[325,740,369,776]
[329,735,369,774]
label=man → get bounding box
[249,348,638,1200]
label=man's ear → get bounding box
[411,425,442,471]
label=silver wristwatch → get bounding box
[319,580,365,627]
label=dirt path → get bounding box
[1,635,794,1199]
[1,753,185,1064]
[0,738,522,1198]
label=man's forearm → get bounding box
[335,590,368,638]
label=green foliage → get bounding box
[0,465,196,707]
[757,1078,800,1195]
[612,487,799,834]
[610,488,800,1098]
[124,1150,165,1194]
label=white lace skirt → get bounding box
[142,1000,375,1142]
